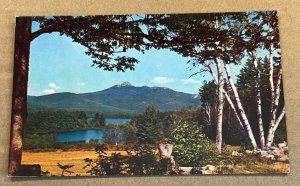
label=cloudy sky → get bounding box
[28,22,241,96]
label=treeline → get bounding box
[26,111,90,134]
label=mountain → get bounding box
[28,82,200,114]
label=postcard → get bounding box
[8,11,289,176]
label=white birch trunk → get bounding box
[272,107,286,136]
[216,59,224,153]
[224,63,258,149]
[266,67,283,147]
[252,51,265,148]
[207,64,249,144]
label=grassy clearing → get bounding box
[21,148,290,176]
[22,150,128,176]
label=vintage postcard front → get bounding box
[8,12,289,177]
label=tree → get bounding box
[9,15,168,175]
[199,81,217,140]
[93,113,106,127]
[136,106,163,144]
[161,13,258,150]
[103,124,137,145]
[161,11,286,150]
[168,121,218,167]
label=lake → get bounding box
[57,118,131,143]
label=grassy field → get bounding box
[21,150,128,176]
[21,149,290,176]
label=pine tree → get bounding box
[136,106,163,144]
[93,113,106,127]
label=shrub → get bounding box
[168,121,218,167]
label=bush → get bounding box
[84,144,168,176]
[168,121,218,167]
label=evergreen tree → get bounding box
[136,106,163,144]
[93,113,106,127]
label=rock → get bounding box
[232,151,239,156]
[201,170,213,174]
[276,155,289,162]
[206,165,216,171]
[259,150,268,157]
[266,154,275,160]
[245,150,253,154]
[282,147,289,154]
[272,149,284,157]
[201,166,207,170]
[179,167,193,174]
[270,146,278,150]
[278,142,287,149]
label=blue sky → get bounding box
[28,21,244,96]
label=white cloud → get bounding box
[181,78,201,85]
[77,82,85,86]
[41,82,61,95]
[151,76,174,84]
[48,82,60,90]
[41,89,56,95]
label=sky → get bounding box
[28,21,243,96]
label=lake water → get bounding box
[105,118,131,124]
[57,118,130,143]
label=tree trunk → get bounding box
[215,59,224,153]
[8,17,32,176]
[224,63,258,149]
[252,51,265,148]
[266,44,276,147]
[272,107,286,140]
[207,64,249,144]
[266,67,283,147]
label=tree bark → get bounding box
[266,67,283,147]
[215,59,224,153]
[252,51,265,148]
[207,64,249,144]
[8,17,32,176]
[224,63,258,149]
[272,107,286,138]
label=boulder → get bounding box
[270,146,278,150]
[206,165,216,171]
[179,167,193,174]
[282,147,289,154]
[266,154,275,160]
[278,142,287,149]
[201,169,213,174]
[245,150,253,154]
[276,155,289,162]
[232,151,239,156]
[259,150,268,157]
[271,149,284,157]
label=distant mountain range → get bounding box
[28,81,200,114]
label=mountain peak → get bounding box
[117,81,133,87]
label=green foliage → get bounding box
[199,80,217,107]
[84,144,127,176]
[25,111,89,134]
[23,133,57,150]
[136,106,163,144]
[93,113,106,127]
[168,121,218,167]
[103,124,137,145]
[84,144,167,176]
